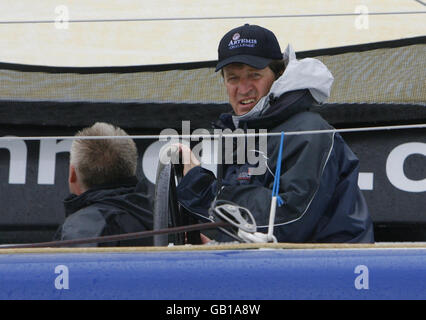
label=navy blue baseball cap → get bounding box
[215,24,283,72]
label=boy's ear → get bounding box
[69,164,77,183]
[68,164,85,195]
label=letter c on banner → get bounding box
[386,142,426,192]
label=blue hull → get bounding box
[1,247,425,300]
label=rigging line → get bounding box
[0,123,425,142]
[0,11,425,25]
[0,221,229,249]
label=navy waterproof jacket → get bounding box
[54,177,154,246]
[177,90,374,243]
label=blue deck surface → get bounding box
[0,247,425,299]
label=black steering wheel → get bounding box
[153,146,201,246]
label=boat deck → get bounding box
[1,242,425,299]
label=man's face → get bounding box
[223,63,276,116]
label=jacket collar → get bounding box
[63,176,138,217]
[214,89,314,130]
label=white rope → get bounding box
[238,229,277,243]
[1,123,425,142]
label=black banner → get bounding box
[1,124,425,244]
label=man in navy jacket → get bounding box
[177,24,374,243]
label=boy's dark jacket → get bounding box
[177,89,374,243]
[54,177,154,246]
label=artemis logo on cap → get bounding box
[228,33,258,50]
[216,24,283,72]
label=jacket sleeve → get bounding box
[54,209,107,247]
[177,166,218,221]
